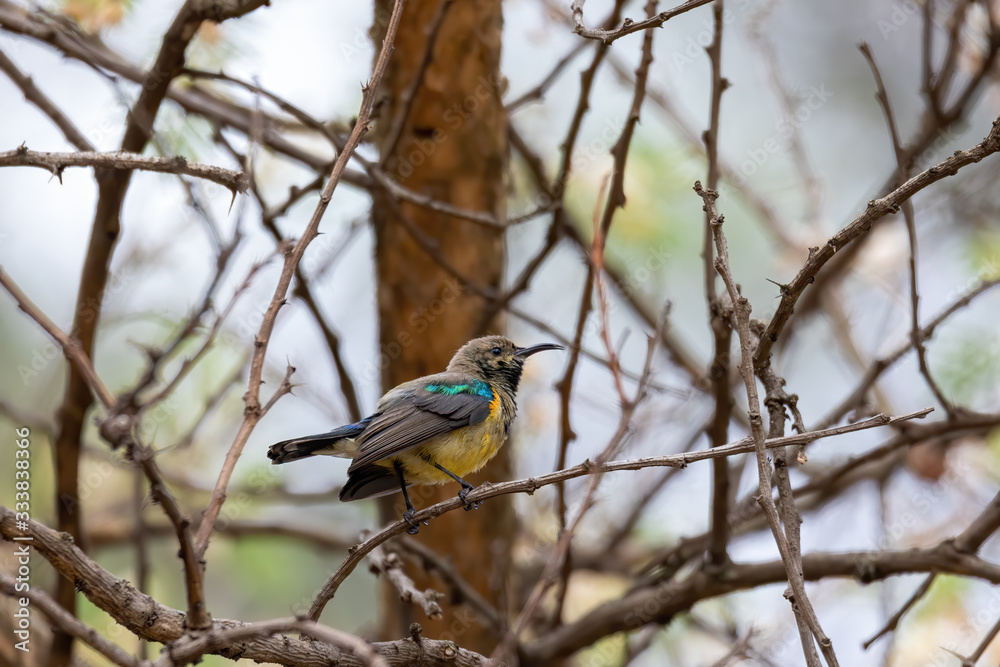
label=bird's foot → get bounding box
[402,508,427,535]
[458,484,480,511]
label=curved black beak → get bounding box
[514,342,564,358]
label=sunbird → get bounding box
[268,335,562,532]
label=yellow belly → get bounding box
[374,418,507,485]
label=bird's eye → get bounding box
[491,346,502,356]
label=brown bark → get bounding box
[369,0,509,653]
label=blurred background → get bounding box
[1,0,999,665]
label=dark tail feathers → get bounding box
[267,418,371,464]
[339,465,404,502]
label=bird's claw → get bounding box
[458,485,480,511]
[402,509,427,534]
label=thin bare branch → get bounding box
[755,114,1000,368]
[305,406,932,620]
[0,147,248,192]
[0,47,94,151]
[698,181,837,667]
[573,0,715,43]
[367,544,444,620]
[193,0,410,557]
[860,42,958,417]
[0,507,488,667]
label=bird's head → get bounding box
[448,335,563,392]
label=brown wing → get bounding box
[347,383,493,474]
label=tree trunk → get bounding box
[369,0,509,654]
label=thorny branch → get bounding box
[192,0,410,557]
[698,181,838,667]
[702,0,735,571]
[306,406,932,621]
[755,114,1000,368]
[0,268,212,629]
[0,147,248,192]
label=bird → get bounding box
[267,335,562,533]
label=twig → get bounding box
[509,110,717,398]
[192,0,410,557]
[748,8,824,233]
[154,617,388,667]
[499,331,660,661]
[550,0,652,628]
[498,0,631,345]
[135,448,212,629]
[305,406,933,620]
[155,617,388,667]
[524,541,1000,662]
[473,219,561,333]
[703,0,734,570]
[860,42,957,417]
[862,574,936,649]
[17,2,278,647]
[506,42,589,111]
[953,615,1000,666]
[3,505,493,666]
[602,48,798,253]
[390,539,504,635]
[573,0,714,43]
[0,571,140,667]
[0,147,248,192]
[133,468,150,661]
[552,0,627,547]
[89,519,358,552]
[380,0,454,162]
[558,218,722,395]
[760,363,816,665]
[604,419,706,549]
[866,489,1000,650]
[591,180,628,404]
[755,114,1000,369]
[641,411,999,586]
[135,238,264,411]
[930,0,975,114]
[698,181,837,667]
[236,163,364,423]
[509,305,685,394]
[815,278,1000,430]
[199,62,525,232]
[0,268,114,408]
[367,544,444,620]
[0,267,211,629]
[0,47,94,151]
[164,362,245,452]
[780,13,999,349]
